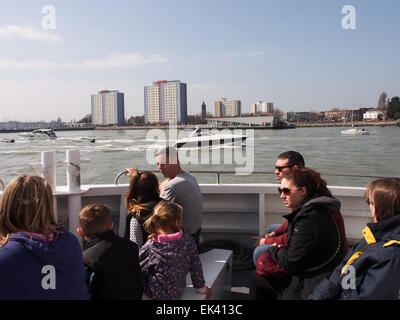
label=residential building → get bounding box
[286,112,311,122]
[144,80,187,123]
[251,101,274,114]
[363,110,385,121]
[215,98,241,117]
[91,90,125,125]
[324,110,347,122]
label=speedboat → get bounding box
[19,129,57,139]
[175,127,247,148]
[0,138,15,143]
[341,128,369,135]
[81,137,95,143]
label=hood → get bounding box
[284,195,341,222]
[303,195,341,213]
[9,228,80,272]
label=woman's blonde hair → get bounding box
[143,201,183,240]
[365,178,400,222]
[0,175,61,246]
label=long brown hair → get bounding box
[282,167,332,199]
[143,201,183,240]
[125,170,160,218]
[0,175,61,247]
[365,178,400,222]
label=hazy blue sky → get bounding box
[0,0,399,121]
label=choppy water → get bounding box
[0,126,399,188]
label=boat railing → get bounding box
[114,169,395,185]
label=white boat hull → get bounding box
[341,128,369,135]
[176,135,247,148]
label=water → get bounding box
[0,126,399,188]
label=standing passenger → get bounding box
[0,175,88,300]
[139,201,211,300]
[127,146,203,245]
[124,169,162,249]
[310,178,400,300]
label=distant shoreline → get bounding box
[0,120,397,133]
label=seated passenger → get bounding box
[0,175,87,300]
[310,178,400,300]
[124,169,162,249]
[78,204,143,300]
[250,168,347,300]
[139,201,211,300]
[255,150,348,263]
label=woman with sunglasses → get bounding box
[310,178,400,300]
[250,167,348,300]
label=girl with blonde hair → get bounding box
[0,175,87,299]
[139,201,211,300]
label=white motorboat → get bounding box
[175,127,247,148]
[341,127,369,135]
[0,138,15,143]
[19,128,57,139]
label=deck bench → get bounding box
[182,248,233,300]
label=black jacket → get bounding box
[83,230,143,300]
[268,196,347,299]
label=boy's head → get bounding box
[77,204,113,240]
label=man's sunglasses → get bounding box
[278,187,302,195]
[275,165,293,172]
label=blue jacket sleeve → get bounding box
[342,255,400,300]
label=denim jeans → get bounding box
[253,223,282,265]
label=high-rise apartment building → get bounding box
[144,80,187,123]
[214,98,241,117]
[251,101,274,114]
[91,90,125,125]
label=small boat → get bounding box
[175,127,247,148]
[81,137,95,143]
[19,129,57,139]
[341,127,369,135]
[341,93,369,136]
[0,138,15,143]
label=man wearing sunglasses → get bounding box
[274,151,305,182]
[253,151,306,263]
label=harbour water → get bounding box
[0,126,399,188]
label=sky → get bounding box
[0,0,399,122]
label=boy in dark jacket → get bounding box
[78,204,143,300]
